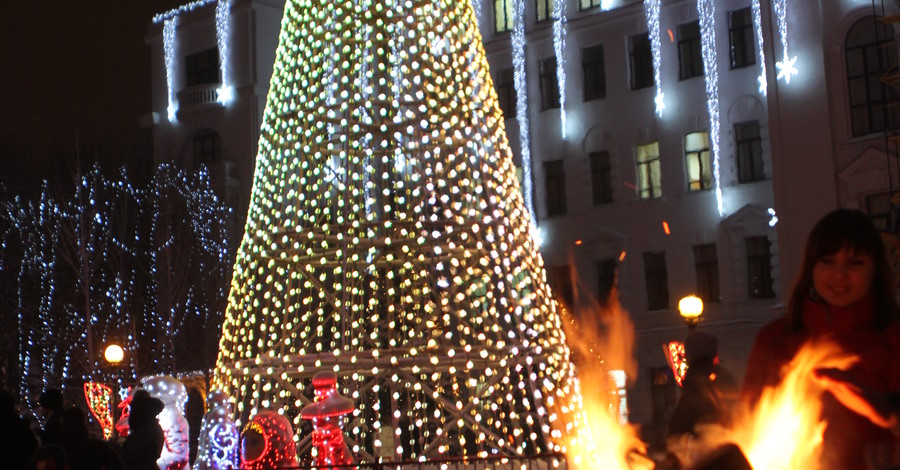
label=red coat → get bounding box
[742,295,900,468]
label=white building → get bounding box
[145,0,900,442]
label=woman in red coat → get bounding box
[742,209,900,469]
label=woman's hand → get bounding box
[813,367,898,431]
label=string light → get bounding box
[751,0,767,95]
[698,0,724,216]
[644,0,664,116]
[552,0,568,139]
[164,18,178,121]
[213,0,583,463]
[84,382,115,439]
[512,0,536,224]
[216,0,234,104]
[773,0,797,84]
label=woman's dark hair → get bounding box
[787,208,900,331]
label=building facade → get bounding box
[145,0,900,440]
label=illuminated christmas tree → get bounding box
[214,0,584,462]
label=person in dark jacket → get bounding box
[743,209,900,468]
[59,407,123,470]
[39,387,65,447]
[120,389,165,470]
[0,388,39,469]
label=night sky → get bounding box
[1,1,183,190]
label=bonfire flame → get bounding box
[668,339,857,469]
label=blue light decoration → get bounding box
[751,0,767,95]
[698,0,724,216]
[553,0,568,139]
[512,0,536,225]
[215,0,234,104]
[773,0,797,84]
[195,390,240,470]
[164,18,178,121]
[644,0,664,116]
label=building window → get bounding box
[629,33,654,90]
[579,0,603,10]
[644,251,669,310]
[694,244,720,303]
[685,131,711,191]
[548,265,575,311]
[540,57,561,110]
[678,20,703,80]
[729,8,755,69]
[495,0,513,33]
[866,191,894,230]
[590,151,613,204]
[583,44,606,101]
[636,142,661,200]
[537,0,554,22]
[746,236,774,299]
[193,130,222,168]
[735,120,764,183]
[545,160,567,216]
[651,366,677,424]
[495,68,515,119]
[597,258,617,307]
[186,48,220,87]
[846,16,900,136]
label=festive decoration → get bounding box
[84,382,115,440]
[241,411,298,470]
[145,375,191,470]
[751,0,767,95]
[300,372,355,467]
[194,389,240,470]
[213,0,583,463]
[644,0,663,116]
[552,0,568,139]
[116,387,135,437]
[663,341,687,387]
[164,18,178,121]
[773,0,797,84]
[511,0,535,223]
[698,0,724,217]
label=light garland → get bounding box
[644,0,664,116]
[552,0,568,139]
[213,0,583,463]
[84,382,115,440]
[663,341,687,387]
[698,0,724,216]
[751,0,767,95]
[163,18,178,122]
[773,0,797,84]
[512,0,536,224]
[216,0,234,104]
[153,0,217,23]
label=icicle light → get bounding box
[164,18,178,122]
[644,0,664,116]
[216,0,235,104]
[698,0,723,216]
[213,0,583,463]
[773,0,797,84]
[751,0,767,95]
[512,0,536,224]
[552,0,568,139]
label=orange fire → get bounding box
[667,340,856,469]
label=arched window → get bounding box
[846,17,900,136]
[192,130,222,169]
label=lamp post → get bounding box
[104,343,125,440]
[678,295,704,330]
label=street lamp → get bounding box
[678,295,703,330]
[104,344,124,365]
[103,343,125,441]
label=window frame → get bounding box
[845,17,900,136]
[494,68,515,120]
[644,251,670,310]
[629,33,654,90]
[677,20,704,80]
[583,43,607,101]
[728,7,756,69]
[685,131,712,192]
[494,0,514,33]
[746,236,774,299]
[536,0,554,22]
[544,159,567,216]
[579,0,604,11]
[693,243,720,303]
[185,47,221,87]
[636,142,662,200]
[590,151,613,205]
[597,258,617,307]
[193,130,223,168]
[735,120,765,183]
[540,57,561,110]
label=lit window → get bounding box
[746,236,774,298]
[579,0,603,10]
[678,20,703,80]
[590,151,613,204]
[735,120,764,183]
[583,44,606,101]
[536,0,555,22]
[629,33,653,90]
[494,0,514,33]
[643,251,669,310]
[685,131,711,191]
[636,142,661,200]
[729,8,755,69]
[693,244,719,303]
[545,160,566,216]
[540,57,560,110]
[846,16,900,136]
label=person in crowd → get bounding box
[27,444,69,470]
[59,407,123,470]
[0,388,39,469]
[120,389,165,470]
[666,330,737,438]
[742,208,900,468]
[38,387,65,447]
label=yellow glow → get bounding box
[104,344,124,364]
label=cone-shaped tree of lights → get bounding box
[214,0,584,463]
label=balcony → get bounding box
[176,84,222,110]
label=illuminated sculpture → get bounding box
[241,411,298,470]
[300,372,354,466]
[83,382,115,440]
[194,390,240,470]
[115,387,135,437]
[144,375,190,469]
[213,0,583,463]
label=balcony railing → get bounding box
[177,84,221,109]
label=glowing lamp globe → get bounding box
[678,295,704,327]
[104,344,124,364]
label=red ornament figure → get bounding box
[300,371,354,467]
[241,411,298,470]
